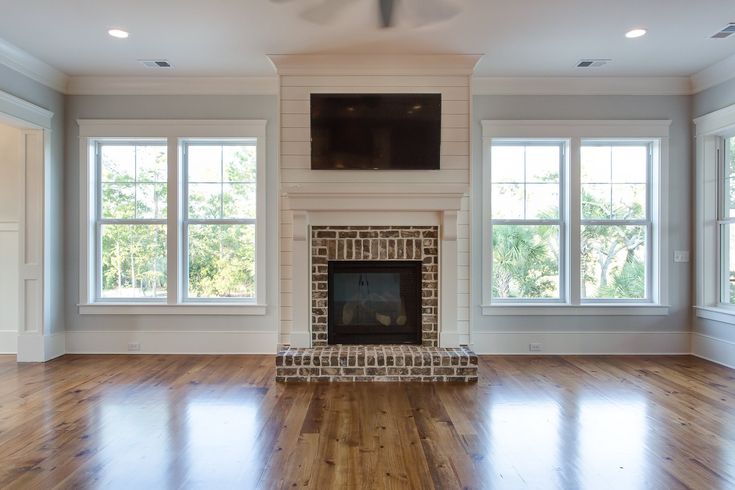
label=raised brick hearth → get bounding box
[276,345,478,382]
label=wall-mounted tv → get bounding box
[310,93,441,170]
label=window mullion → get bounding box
[167,137,179,305]
[569,137,582,305]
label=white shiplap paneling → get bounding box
[279,75,471,344]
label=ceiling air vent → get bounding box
[576,59,611,68]
[711,23,735,39]
[138,59,173,68]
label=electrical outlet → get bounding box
[674,251,690,263]
[127,342,141,352]
[529,343,542,352]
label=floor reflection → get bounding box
[93,386,265,489]
[578,395,648,489]
[489,399,563,488]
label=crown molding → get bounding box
[267,54,483,76]
[691,53,735,94]
[0,89,54,128]
[0,37,68,93]
[66,76,279,95]
[472,76,692,96]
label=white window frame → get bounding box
[481,120,670,316]
[77,120,267,315]
[694,103,735,325]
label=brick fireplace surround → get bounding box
[310,225,439,347]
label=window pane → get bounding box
[581,146,611,183]
[611,146,647,184]
[223,183,256,219]
[188,183,221,219]
[526,183,559,219]
[136,183,168,219]
[525,146,560,182]
[491,183,523,219]
[721,224,735,304]
[136,145,167,183]
[102,183,135,219]
[223,145,256,182]
[581,225,646,299]
[188,224,256,299]
[726,138,735,218]
[100,224,167,299]
[581,184,612,219]
[492,224,560,299]
[612,184,646,220]
[101,145,135,182]
[491,145,524,182]
[188,145,222,182]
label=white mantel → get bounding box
[274,54,474,348]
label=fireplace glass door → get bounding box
[328,261,422,344]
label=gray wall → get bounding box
[693,79,735,346]
[471,94,692,336]
[64,95,279,335]
[0,65,65,334]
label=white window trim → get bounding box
[694,103,735,325]
[481,120,671,316]
[77,119,267,315]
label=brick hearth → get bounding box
[276,345,478,382]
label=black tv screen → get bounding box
[311,94,441,170]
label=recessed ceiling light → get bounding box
[108,29,129,39]
[625,28,647,39]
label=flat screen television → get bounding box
[310,93,441,170]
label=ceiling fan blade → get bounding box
[301,0,359,24]
[402,0,459,27]
[379,0,396,28]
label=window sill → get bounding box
[481,304,670,316]
[78,303,267,316]
[694,306,735,325]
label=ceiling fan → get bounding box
[271,0,460,29]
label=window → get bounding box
[79,120,267,314]
[694,103,735,324]
[718,136,735,304]
[97,141,168,300]
[490,141,564,301]
[183,141,257,300]
[580,141,651,301]
[482,120,669,314]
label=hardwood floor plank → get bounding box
[0,354,732,489]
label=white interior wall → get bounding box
[0,123,20,352]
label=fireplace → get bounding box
[328,261,422,345]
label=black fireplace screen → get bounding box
[328,261,422,344]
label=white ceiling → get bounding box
[0,0,734,78]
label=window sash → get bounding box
[718,136,735,304]
[95,140,168,302]
[181,140,258,303]
[489,139,566,302]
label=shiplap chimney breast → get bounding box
[269,54,481,348]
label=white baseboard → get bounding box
[691,332,735,369]
[468,330,691,355]
[65,330,278,354]
[0,330,16,354]
[45,333,66,360]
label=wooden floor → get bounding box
[0,355,733,489]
